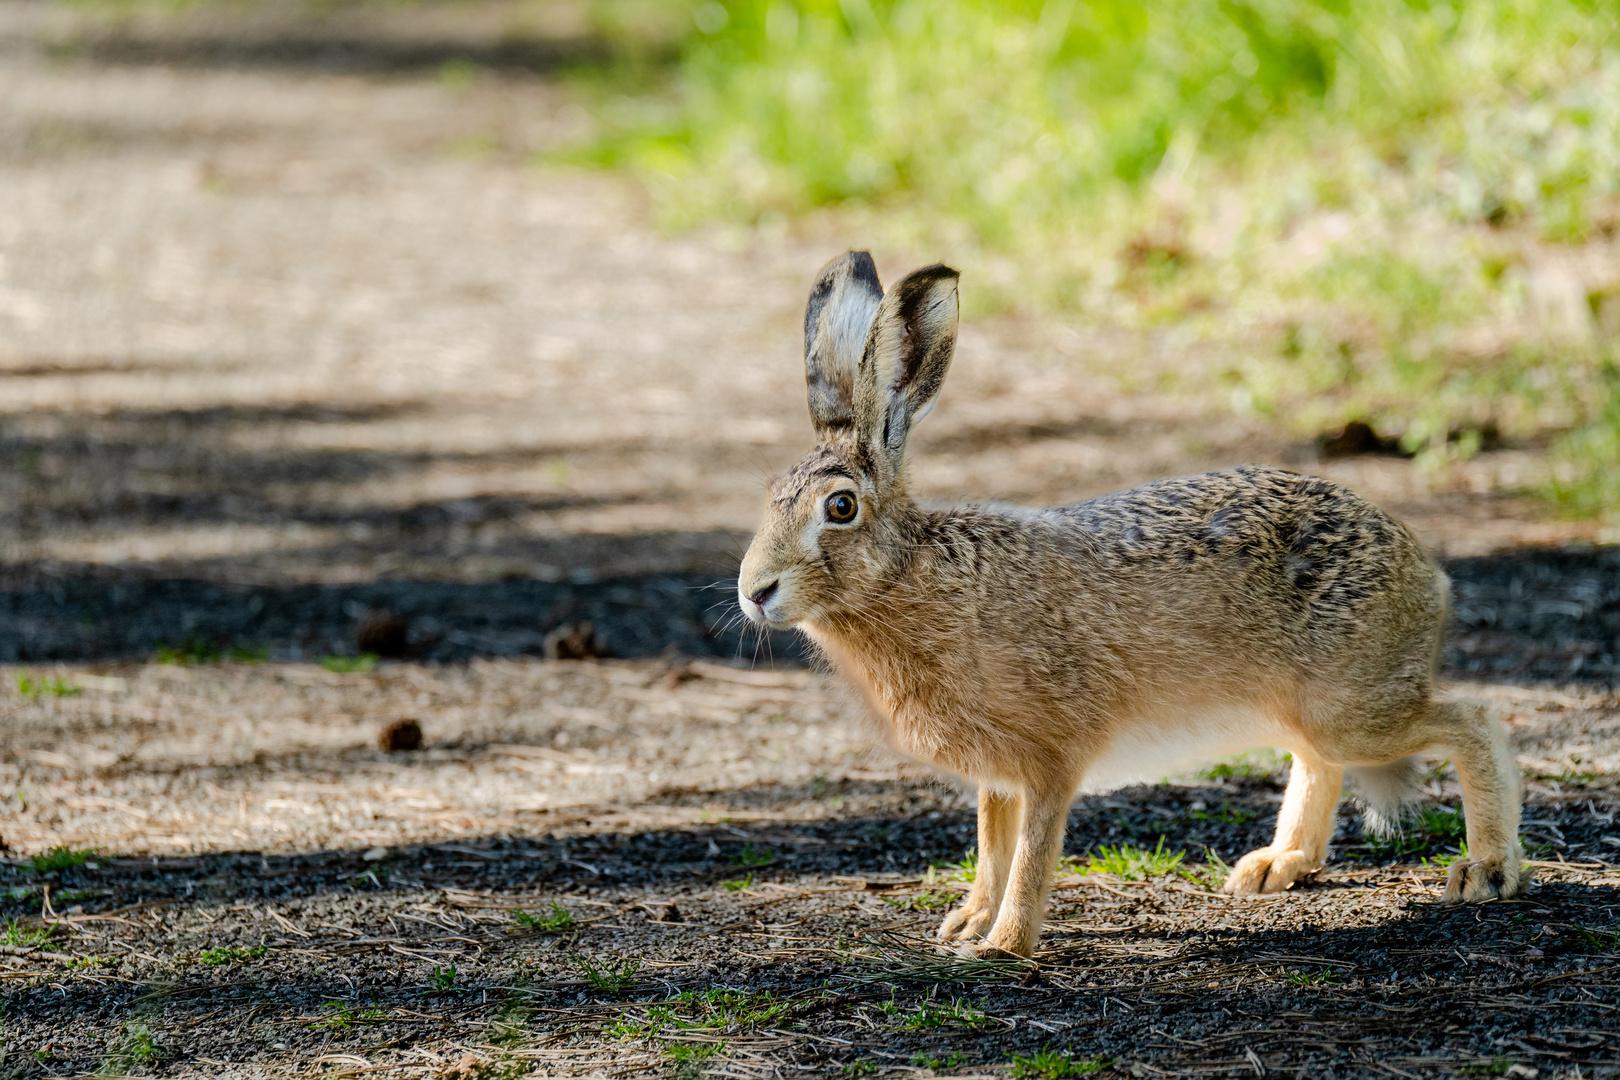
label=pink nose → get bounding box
[749,581,779,607]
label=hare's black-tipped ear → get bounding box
[804,250,884,439]
[854,263,959,475]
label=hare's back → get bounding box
[1048,464,1439,636]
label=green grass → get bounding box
[17,674,80,698]
[512,901,574,931]
[28,846,95,873]
[97,1022,164,1076]
[914,1051,967,1071]
[731,842,773,867]
[573,954,642,991]
[156,639,266,665]
[1460,1057,1516,1078]
[610,987,793,1041]
[321,653,378,673]
[1284,967,1341,988]
[1010,1046,1113,1079]
[1368,806,1466,861]
[2,919,55,950]
[1196,750,1290,782]
[882,889,955,913]
[1078,837,1187,881]
[198,944,266,967]
[307,1002,388,1030]
[925,850,977,885]
[667,1041,724,1063]
[896,997,991,1031]
[64,954,112,970]
[430,964,460,993]
[1187,801,1258,825]
[720,874,753,891]
[571,0,1620,522]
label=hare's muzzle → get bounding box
[739,579,780,625]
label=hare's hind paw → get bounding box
[1442,858,1529,904]
[937,900,995,944]
[1223,846,1320,895]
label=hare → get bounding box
[738,251,1527,958]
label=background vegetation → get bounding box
[577,0,1620,518]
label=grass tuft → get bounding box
[512,900,574,932]
[156,639,266,665]
[307,1002,387,1030]
[896,996,992,1031]
[1010,1045,1113,1078]
[1284,967,1341,988]
[731,842,774,867]
[1368,806,1467,861]
[914,1051,967,1071]
[925,850,977,885]
[1079,837,1186,881]
[97,1022,164,1077]
[29,846,95,873]
[198,944,266,967]
[2,918,55,950]
[572,954,642,991]
[882,889,955,913]
[17,674,80,697]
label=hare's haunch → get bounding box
[739,251,1527,958]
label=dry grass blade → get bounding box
[835,935,1034,986]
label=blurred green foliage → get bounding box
[576,0,1620,519]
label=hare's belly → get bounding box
[1079,705,1296,793]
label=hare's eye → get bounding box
[825,492,857,524]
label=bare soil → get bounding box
[1,2,1618,1076]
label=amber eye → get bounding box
[825,492,858,524]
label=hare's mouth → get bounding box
[738,578,799,629]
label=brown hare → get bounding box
[738,251,1527,959]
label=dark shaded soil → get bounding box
[0,566,807,666]
[3,543,1615,685]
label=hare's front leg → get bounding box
[967,780,1071,959]
[938,787,1017,944]
[1225,750,1343,895]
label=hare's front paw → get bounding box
[1442,857,1529,904]
[937,899,995,944]
[1223,846,1319,895]
[954,937,1027,961]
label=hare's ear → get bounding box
[804,250,884,440]
[853,263,959,476]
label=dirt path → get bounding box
[0,2,1618,1076]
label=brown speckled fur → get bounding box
[739,252,1527,958]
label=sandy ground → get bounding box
[0,2,1619,1076]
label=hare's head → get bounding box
[738,251,959,629]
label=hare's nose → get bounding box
[749,581,779,607]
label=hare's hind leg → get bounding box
[938,787,1018,944]
[1429,700,1528,902]
[1225,749,1343,895]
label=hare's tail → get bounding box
[1346,756,1426,836]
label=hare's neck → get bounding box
[809,506,968,715]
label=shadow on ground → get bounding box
[1,399,1614,677]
